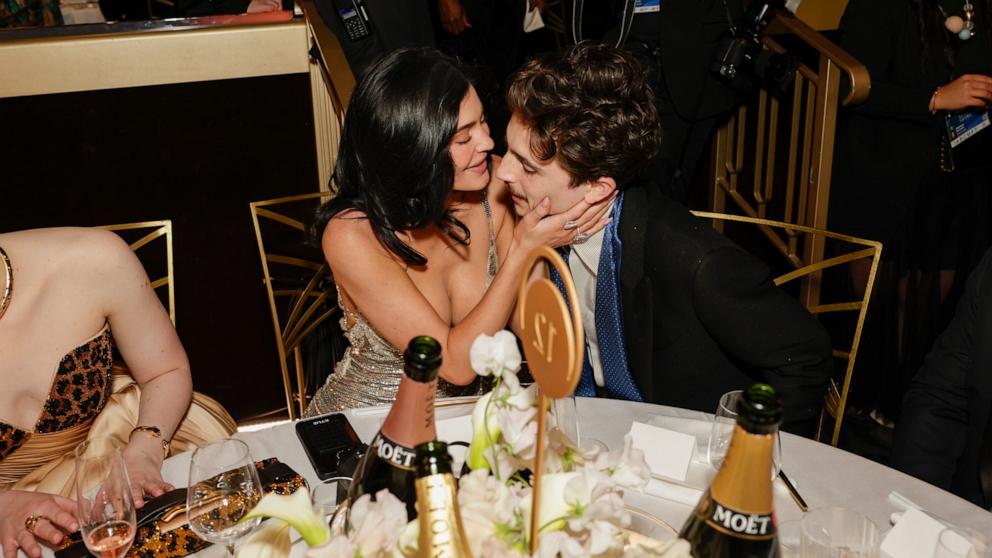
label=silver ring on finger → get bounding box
[573,231,590,244]
[564,220,579,230]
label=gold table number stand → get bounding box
[516,246,584,554]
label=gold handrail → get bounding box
[709,8,870,310]
[768,11,870,106]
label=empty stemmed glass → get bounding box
[707,390,783,478]
[186,439,263,556]
[74,436,137,558]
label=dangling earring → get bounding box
[944,1,977,40]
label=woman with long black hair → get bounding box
[304,47,609,415]
[830,0,992,423]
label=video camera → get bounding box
[712,0,798,93]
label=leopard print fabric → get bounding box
[0,325,113,461]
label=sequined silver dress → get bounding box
[304,195,498,416]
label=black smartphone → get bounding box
[295,413,364,480]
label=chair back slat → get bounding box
[98,220,175,325]
[250,192,339,419]
[691,211,881,446]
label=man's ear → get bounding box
[584,176,617,204]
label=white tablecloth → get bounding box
[70,397,992,557]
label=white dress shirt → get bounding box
[568,228,606,388]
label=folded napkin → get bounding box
[645,477,704,507]
[880,507,946,558]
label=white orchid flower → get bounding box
[538,530,586,558]
[505,382,537,410]
[593,435,651,490]
[242,488,330,547]
[497,405,539,462]
[470,330,522,378]
[348,490,409,557]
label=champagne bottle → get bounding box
[679,383,782,558]
[346,335,441,519]
[414,440,473,558]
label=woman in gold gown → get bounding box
[0,227,235,558]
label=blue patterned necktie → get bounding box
[549,193,643,401]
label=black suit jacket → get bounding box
[616,184,833,434]
[891,249,992,508]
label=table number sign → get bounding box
[516,246,585,553]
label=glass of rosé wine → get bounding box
[74,437,137,558]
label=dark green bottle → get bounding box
[346,336,441,520]
[679,383,782,558]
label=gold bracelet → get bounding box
[130,425,171,459]
[929,86,942,114]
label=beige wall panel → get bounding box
[0,22,309,98]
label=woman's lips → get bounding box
[468,159,488,173]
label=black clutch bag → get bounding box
[55,458,307,558]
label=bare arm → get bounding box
[325,194,602,385]
[89,231,193,506]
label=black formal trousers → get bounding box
[892,248,992,509]
[616,183,833,435]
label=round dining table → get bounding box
[144,397,992,556]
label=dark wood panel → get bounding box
[1,73,320,422]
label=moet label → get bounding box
[373,433,416,471]
[703,500,775,541]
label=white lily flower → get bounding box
[238,520,292,558]
[468,390,504,471]
[242,489,330,547]
[305,535,356,558]
[470,330,522,378]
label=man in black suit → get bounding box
[496,42,831,435]
[891,249,992,509]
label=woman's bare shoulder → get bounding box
[3,227,132,268]
[321,210,385,262]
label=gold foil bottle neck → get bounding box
[415,472,473,558]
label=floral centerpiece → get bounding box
[240,331,691,558]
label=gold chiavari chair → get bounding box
[250,192,338,420]
[98,221,175,325]
[691,211,882,446]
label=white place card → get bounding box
[880,507,946,558]
[629,421,697,482]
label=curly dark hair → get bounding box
[312,47,473,266]
[506,41,661,189]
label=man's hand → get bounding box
[439,0,471,35]
[0,491,78,558]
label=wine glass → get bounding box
[934,527,991,558]
[74,436,137,558]
[186,439,263,556]
[707,390,783,479]
[801,506,880,558]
